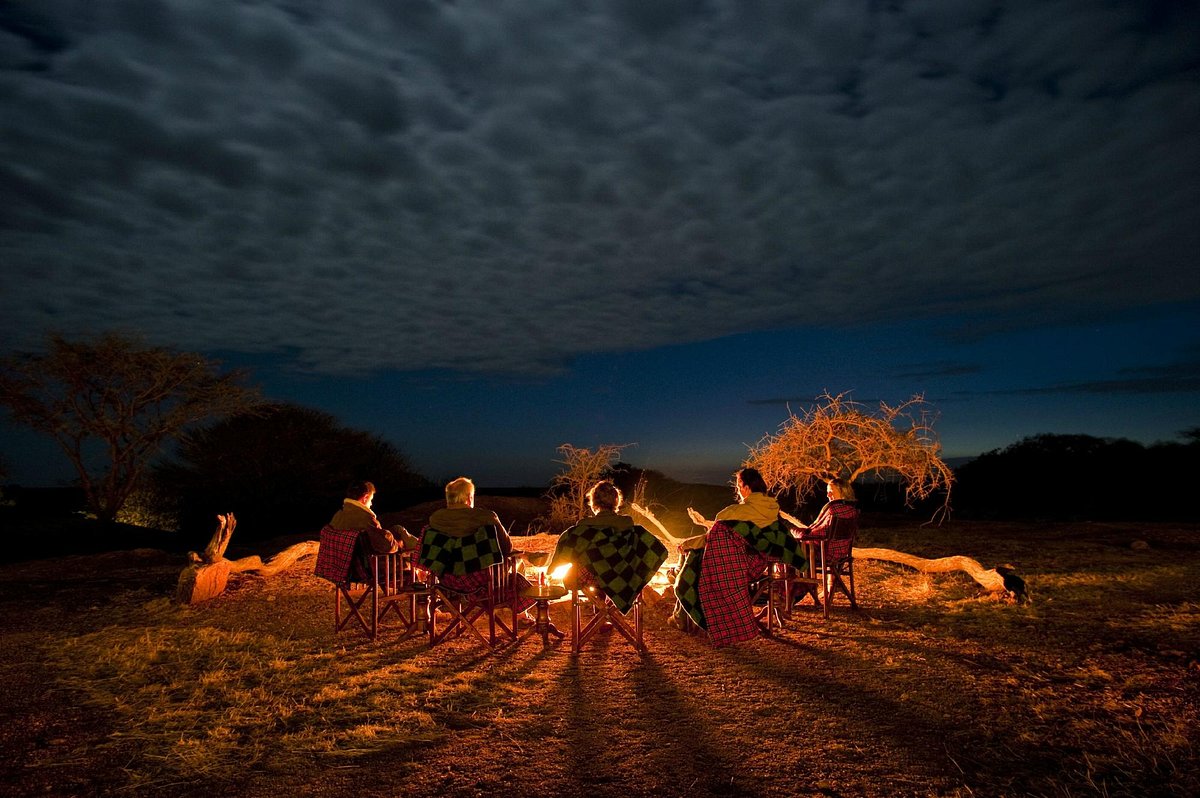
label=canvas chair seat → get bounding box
[315,526,428,641]
[418,525,529,648]
[551,523,668,654]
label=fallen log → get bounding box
[175,513,318,605]
[854,547,1027,601]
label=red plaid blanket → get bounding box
[315,526,362,584]
[801,500,859,562]
[698,523,772,647]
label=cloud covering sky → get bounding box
[2,1,1198,486]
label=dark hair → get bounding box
[737,467,768,494]
[587,480,623,512]
[345,481,375,500]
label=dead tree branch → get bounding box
[176,513,317,604]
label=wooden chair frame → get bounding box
[790,532,857,618]
[334,551,430,641]
[751,560,796,632]
[428,555,521,649]
[569,585,646,653]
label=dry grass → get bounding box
[0,518,1196,797]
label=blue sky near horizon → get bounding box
[2,2,1198,489]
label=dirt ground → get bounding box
[0,517,1197,797]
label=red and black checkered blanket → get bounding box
[675,519,807,646]
[315,526,368,584]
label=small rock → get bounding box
[1130,540,1150,551]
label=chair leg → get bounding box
[571,591,582,654]
[334,584,372,636]
[847,559,857,608]
[633,602,643,652]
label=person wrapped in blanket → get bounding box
[789,478,860,539]
[424,476,539,617]
[328,481,419,582]
[670,467,806,645]
[548,480,668,613]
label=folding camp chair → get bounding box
[570,581,648,652]
[552,523,668,654]
[793,509,859,616]
[419,525,523,649]
[314,526,429,641]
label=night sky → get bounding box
[2,1,1198,488]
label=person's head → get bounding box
[827,478,855,501]
[587,480,623,514]
[346,481,376,506]
[734,467,767,500]
[444,476,475,508]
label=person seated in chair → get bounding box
[788,478,860,539]
[425,476,538,617]
[670,467,781,628]
[427,476,514,553]
[550,480,667,606]
[671,467,804,644]
[684,467,782,541]
[328,481,417,580]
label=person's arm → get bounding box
[389,524,420,550]
[780,510,807,532]
[804,505,832,538]
[364,526,400,554]
[686,507,714,531]
[491,513,513,556]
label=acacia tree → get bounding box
[0,332,260,522]
[749,392,953,520]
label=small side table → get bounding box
[520,584,567,647]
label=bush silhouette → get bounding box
[154,403,435,543]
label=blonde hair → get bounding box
[445,476,475,507]
[827,478,856,501]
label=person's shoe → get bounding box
[545,622,565,639]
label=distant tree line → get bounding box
[4,333,1197,540]
[950,431,1200,521]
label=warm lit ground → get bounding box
[0,518,1196,797]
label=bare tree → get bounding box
[540,443,637,532]
[0,332,260,522]
[749,392,953,520]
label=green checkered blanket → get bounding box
[673,519,806,631]
[417,525,504,577]
[674,547,707,629]
[730,519,807,568]
[550,524,668,614]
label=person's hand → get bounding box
[686,507,708,527]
